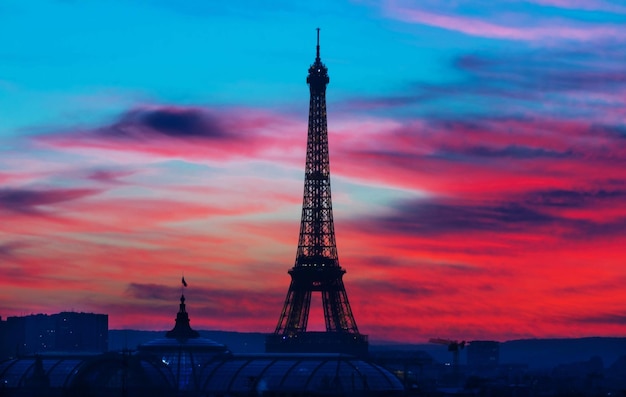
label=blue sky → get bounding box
[1,1,479,133]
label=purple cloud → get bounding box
[353,184,626,239]
[566,313,626,325]
[436,144,575,161]
[524,188,626,208]
[0,188,101,214]
[101,107,228,140]
[340,41,626,122]
[0,241,28,258]
[126,282,284,322]
[37,104,302,163]
[86,169,135,184]
[373,200,556,235]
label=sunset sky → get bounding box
[2,0,626,343]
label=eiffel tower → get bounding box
[266,29,368,356]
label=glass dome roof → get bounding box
[200,353,404,396]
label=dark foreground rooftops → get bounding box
[0,351,404,397]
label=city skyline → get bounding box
[1,1,626,343]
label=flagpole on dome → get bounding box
[164,273,199,340]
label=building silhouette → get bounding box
[266,28,368,356]
[467,340,499,370]
[0,293,404,396]
[0,312,108,359]
[138,294,230,392]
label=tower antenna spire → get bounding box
[316,27,320,61]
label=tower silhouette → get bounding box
[266,30,368,355]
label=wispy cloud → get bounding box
[381,0,626,42]
[527,0,626,13]
[341,41,626,123]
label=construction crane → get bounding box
[429,338,466,369]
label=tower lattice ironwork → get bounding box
[266,30,368,355]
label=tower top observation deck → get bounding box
[307,28,329,92]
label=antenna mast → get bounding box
[316,28,320,61]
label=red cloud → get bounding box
[3,103,626,342]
